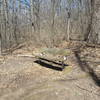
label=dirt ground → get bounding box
[0,44,100,100]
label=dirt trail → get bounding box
[0,47,100,100]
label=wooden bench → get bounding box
[34,55,67,69]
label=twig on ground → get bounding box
[75,83,100,96]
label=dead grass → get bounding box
[0,43,100,100]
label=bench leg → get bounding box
[62,61,65,69]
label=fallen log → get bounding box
[85,43,100,48]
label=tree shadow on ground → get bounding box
[74,51,100,87]
[34,60,68,71]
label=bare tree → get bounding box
[0,0,100,54]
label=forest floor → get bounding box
[0,41,100,100]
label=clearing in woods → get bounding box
[0,42,100,100]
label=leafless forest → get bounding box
[0,0,100,100]
[0,0,100,53]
